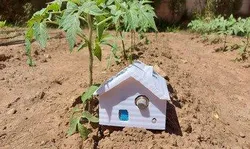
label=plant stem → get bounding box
[129,31,133,63]
[133,31,135,50]
[87,14,94,112]
[87,14,93,87]
[244,34,249,58]
[119,31,127,59]
[224,34,227,51]
[45,21,58,25]
[79,16,87,23]
[50,11,62,14]
[130,31,133,51]
[246,34,249,48]
[128,30,136,63]
[96,16,112,26]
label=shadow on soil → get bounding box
[165,82,182,136]
[165,101,182,136]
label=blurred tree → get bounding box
[0,0,50,25]
[30,0,47,11]
[205,0,242,17]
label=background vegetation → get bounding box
[0,0,249,25]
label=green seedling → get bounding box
[188,15,250,60]
[109,0,157,62]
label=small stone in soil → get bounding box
[0,63,6,70]
[182,60,188,64]
[40,141,46,146]
[51,138,56,143]
[14,56,21,60]
[239,132,245,138]
[15,97,20,102]
[34,50,39,55]
[103,129,110,136]
[183,123,192,133]
[37,91,45,99]
[242,63,250,68]
[0,133,7,139]
[44,54,51,59]
[7,108,17,115]
[0,54,11,61]
[161,52,172,59]
[53,79,63,85]
[40,58,48,63]
[7,103,12,108]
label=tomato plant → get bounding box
[216,15,236,50]
[188,15,250,60]
[109,0,157,61]
[232,18,250,61]
[25,0,157,139]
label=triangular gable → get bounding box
[94,61,170,100]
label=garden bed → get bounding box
[0,30,250,148]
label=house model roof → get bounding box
[94,60,170,100]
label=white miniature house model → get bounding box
[94,61,170,130]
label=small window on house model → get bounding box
[119,110,129,121]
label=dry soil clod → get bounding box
[242,63,250,68]
[0,54,11,61]
[0,63,6,70]
[7,108,17,115]
[183,123,192,133]
[239,132,246,138]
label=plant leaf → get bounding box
[97,24,105,41]
[72,107,81,113]
[77,42,88,51]
[77,122,89,139]
[25,39,35,67]
[138,3,157,31]
[81,84,100,103]
[79,1,106,16]
[61,13,81,51]
[27,8,46,27]
[96,16,106,41]
[67,116,80,136]
[65,1,78,16]
[25,39,31,54]
[46,3,60,12]
[94,41,102,61]
[107,0,114,5]
[33,22,49,48]
[125,8,138,31]
[82,111,99,123]
[25,27,34,40]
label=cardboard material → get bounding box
[94,61,170,130]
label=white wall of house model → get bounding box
[94,61,170,130]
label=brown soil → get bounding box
[0,29,250,149]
